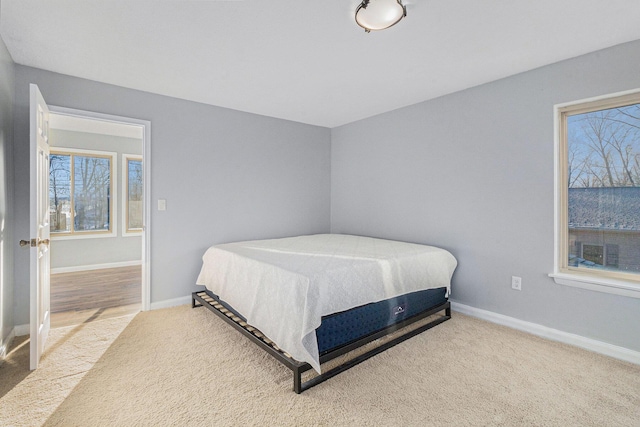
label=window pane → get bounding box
[582,244,603,265]
[73,156,111,231]
[128,159,143,230]
[567,102,640,274]
[606,244,619,268]
[49,154,71,233]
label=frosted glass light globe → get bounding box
[355,0,406,32]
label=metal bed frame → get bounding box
[192,289,451,394]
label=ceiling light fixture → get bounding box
[355,0,407,33]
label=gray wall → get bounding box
[331,40,640,352]
[49,129,142,269]
[13,66,331,325]
[0,31,14,346]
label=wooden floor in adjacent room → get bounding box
[50,265,141,328]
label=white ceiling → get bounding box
[2,1,640,128]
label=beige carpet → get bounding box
[1,305,639,427]
[0,313,135,426]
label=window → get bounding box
[582,244,603,266]
[606,244,619,268]
[49,148,117,237]
[123,154,143,234]
[553,90,640,297]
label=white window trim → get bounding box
[50,146,118,240]
[121,153,143,237]
[551,88,640,299]
[549,272,640,299]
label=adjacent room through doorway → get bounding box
[46,113,145,327]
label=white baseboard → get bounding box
[150,295,192,311]
[1,328,16,359]
[450,301,640,365]
[14,324,30,337]
[51,260,142,275]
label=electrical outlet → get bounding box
[511,276,522,291]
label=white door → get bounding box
[29,84,51,370]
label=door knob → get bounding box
[19,239,34,247]
[19,238,49,247]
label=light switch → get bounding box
[158,199,166,211]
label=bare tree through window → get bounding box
[566,102,640,274]
[127,158,143,230]
[49,151,112,234]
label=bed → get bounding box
[193,234,457,393]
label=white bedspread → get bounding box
[196,234,457,373]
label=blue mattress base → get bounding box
[207,287,447,356]
[316,287,447,355]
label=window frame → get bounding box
[551,89,640,299]
[122,153,143,236]
[50,147,118,240]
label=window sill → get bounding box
[549,272,640,299]
[52,231,116,241]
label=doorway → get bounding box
[46,108,150,327]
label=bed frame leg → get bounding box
[445,305,451,317]
[293,367,302,394]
